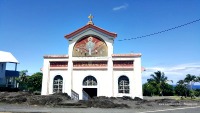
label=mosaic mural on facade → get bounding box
[73,36,108,57]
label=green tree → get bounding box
[194,89,200,97]
[162,83,174,96]
[143,82,157,96]
[196,75,200,83]
[174,80,188,97]
[148,71,172,96]
[193,75,200,97]
[16,70,28,91]
[27,72,43,92]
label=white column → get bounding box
[133,58,143,99]
[41,59,50,95]
[64,58,72,95]
[65,40,74,95]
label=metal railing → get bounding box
[71,90,79,100]
[5,70,19,77]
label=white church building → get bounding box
[41,15,143,100]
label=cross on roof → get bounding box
[88,14,93,21]
[87,14,94,25]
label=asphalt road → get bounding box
[138,106,200,113]
[0,104,200,113]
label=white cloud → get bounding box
[113,3,128,11]
[142,63,200,84]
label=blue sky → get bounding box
[1,0,200,84]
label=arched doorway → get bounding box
[53,75,63,93]
[82,75,97,99]
[118,75,130,94]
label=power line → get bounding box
[118,18,200,41]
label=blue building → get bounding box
[0,51,19,88]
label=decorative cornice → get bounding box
[112,53,142,57]
[43,55,69,58]
[73,67,107,70]
[50,67,68,70]
[113,67,134,70]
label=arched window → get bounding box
[53,75,63,93]
[118,76,129,93]
[83,76,97,86]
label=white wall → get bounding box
[112,57,143,99]
[113,70,133,97]
[133,57,143,99]
[42,57,143,99]
[72,70,112,99]
[49,70,68,94]
[41,58,69,95]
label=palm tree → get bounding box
[177,80,188,97]
[184,74,196,90]
[149,71,172,96]
[184,74,198,99]
[195,75,200,83]
[177,80,185,85]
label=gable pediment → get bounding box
[64,24,117,40]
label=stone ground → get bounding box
[0,92,200,113]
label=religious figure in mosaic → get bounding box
[86,37,95,55]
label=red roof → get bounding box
[65,24,117,39]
